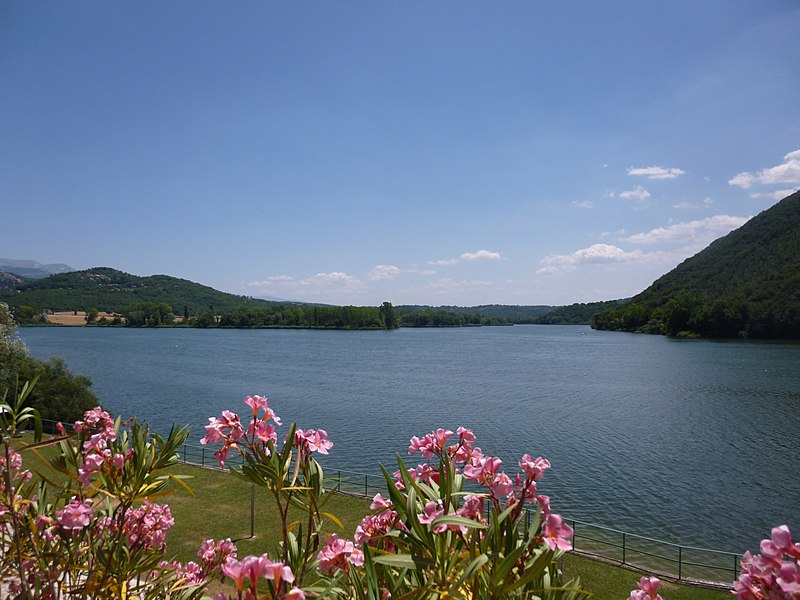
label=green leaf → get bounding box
[430,515,488,530]
[450,553,489,593]
[373,553,430,570]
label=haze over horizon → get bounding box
[2,2,799,306]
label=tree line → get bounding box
[592,293,800,338]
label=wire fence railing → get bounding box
[34,421,741,586]
[176,442,740,585]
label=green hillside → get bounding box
[395,304,555,326]
[593,190,800,338]
[535,298,628,324]
[0,267,276,315]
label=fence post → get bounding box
[364,474,368,497]
[250,483,255,538]
[183,444,186,463]
[734,553,739,579]
[622,532,626,564]
[202,448,205,467]
[572,520,577,549]
[678,546,683,580]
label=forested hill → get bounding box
[0,267,277,315]
[593,190,800,338]
[395,304,554,326]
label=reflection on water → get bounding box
[20,325,800,554]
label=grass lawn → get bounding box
[14,438,735,599]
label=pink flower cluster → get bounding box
[355,494,401,549]
[73,407,129,486]
[294,428,333,456]
[317,534,365,575]
[628,576,664,600]
[123,500,175,552]
[201,396,335,469]
[55,497,94,531]
[163,538,238,587]
[735,525,800,599]
[409,426,479,464]
[420,427,570,551]
[220,553,304,599]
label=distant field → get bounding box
[45,311,117,325]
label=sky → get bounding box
[2,2,799,306]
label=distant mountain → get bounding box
[535,298,629,324]
[0,270,25,291]
[395,304,556,323]
[0,267,279,315]
[0,258,75,279]
[593,190,800,338]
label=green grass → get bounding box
[562,554,731,600]
[14,439,734,599]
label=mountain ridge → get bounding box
[592,190,800,338]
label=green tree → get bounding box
[378,301,399,329]
[0,302,98,423]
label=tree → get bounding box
[378,301,398,329]
[0,301,98,423]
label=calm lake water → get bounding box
[20,325,800,554]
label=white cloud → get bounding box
[619,185,651,202]
[748,188,798,201]
[369,264,402,280]
[430,249,503,265]
[460,249,503,261]
[673,197,712,209]
[538,244,652,273]
[627,166,686,180]
[625,215,750,245]
[573,200,594,209]
[246,271,363,300]
[728,149,800,189]
[301,272,361,286]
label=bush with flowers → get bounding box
[2,384,798,599]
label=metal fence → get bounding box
[33,421,741,586]
[176,443,740,585]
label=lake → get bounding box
[19,324,800,554]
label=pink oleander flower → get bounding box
[463,454,503,485]
[257,555,295,585]
[201,410,245,447]
[247,419,277,445]
[628,576,663,600]
[199,538,238,568]
[355,510,398,546]
[170,560,206,586]
[418,500,448,533]
[542,512,573,551]
[284,587,306,600]
[221,557,249,592]
[244,395,282,425]
[519,454,551,480]
[409,428,454,458]
[457,494,485,524]
[370,493,392,511]
[56,497,94,530]
[537,494,551,516]
[317,534,361,575]
[123,501,174,551]
[735,526,800,599]
[491,472,514,499]
[295,428,333,455]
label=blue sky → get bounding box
[2,2,799,306]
